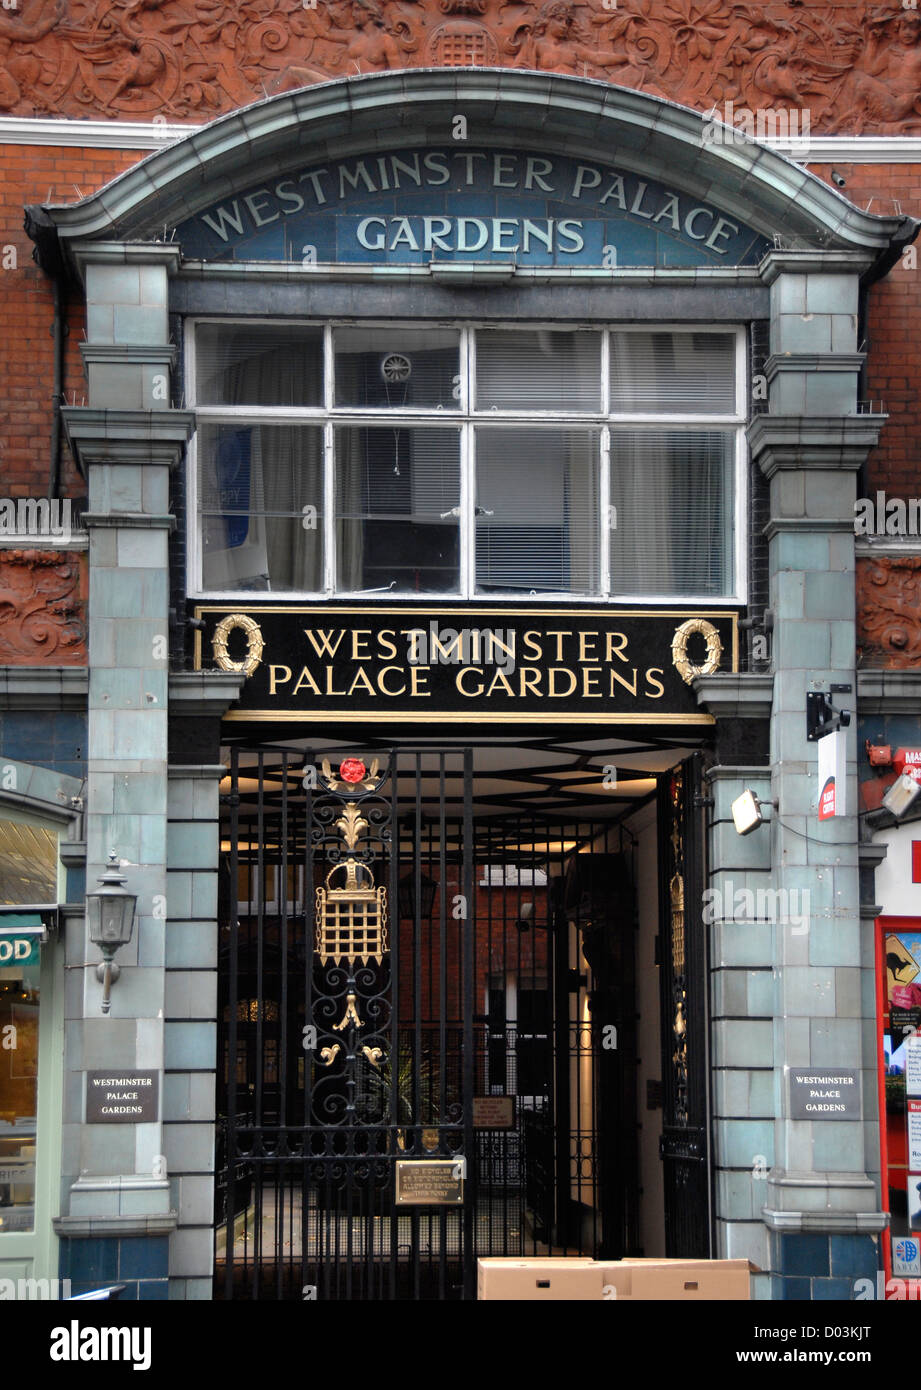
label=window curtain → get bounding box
[609,431,733,595]
[199,339,324,591]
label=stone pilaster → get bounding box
[745,249,887,1296]
[55,392,193,1284]
[163,673,242,1300]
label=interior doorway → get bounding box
[213,733,708,1299]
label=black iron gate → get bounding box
[657,752,712,1257]
[214,743,639,1299]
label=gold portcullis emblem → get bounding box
[671,618,723,686]
[212,613,265,678]
[316,857,389,967]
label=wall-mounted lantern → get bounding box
[86,852,137,1015]
[398,871,438,921]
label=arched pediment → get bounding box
[28,70,917,275]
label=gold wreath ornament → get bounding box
[212,613,265,678]
[670,618,723,685]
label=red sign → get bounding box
[913,841,921,885]
[894,749,921,782]
[819,780,837,820]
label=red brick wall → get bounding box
[395,871,550,1026]
[810,162,921,498]
[0,145,141,498]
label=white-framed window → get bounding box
[187,320,747,603]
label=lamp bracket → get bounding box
[806,687,852,742]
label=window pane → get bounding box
[475,429,600,594]
[196,323,323,406]
[0,960,40,1233]
[334,327,460,409]
[476,330,601,412]
[609,331,736,414]
[335,427,460,593]
[0,821,56,903]
[198,423,323,591]
[609,430,734,595]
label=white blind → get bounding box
[475,330,601,411]
[609,332,736,414]
[335,427,460,593]
[475,428,600,594]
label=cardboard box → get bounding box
[598,1257,752,1301]
[478,1255,754,1300]
[477,1258,605,1301]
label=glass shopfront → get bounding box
[0,815,58,1239]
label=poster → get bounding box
[909,1175,921,1233]
[906,1030,921,1097]
[886,933,921,1036]
[910,1100,921,1171]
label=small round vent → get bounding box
[380,353,412,383]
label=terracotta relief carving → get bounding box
[0,549,87,665]
[857,556,921,668]
[2,0,921,130]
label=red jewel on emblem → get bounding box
[339,758,366,784]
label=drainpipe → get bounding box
[48,271,66,500]
[23,204,70,499]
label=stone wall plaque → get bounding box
[395,1158,465,1205]
[85,1070,159,1124]
[787,1067,860,1120]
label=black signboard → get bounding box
[194,605,738,724]
[787,1068,860,1121]
[86,1070,160,1123]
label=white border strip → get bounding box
[2,115,921,163]
[0,116,198,149]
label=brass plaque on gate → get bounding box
[395,1159,465,1206]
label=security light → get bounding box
[731,789,765,836]
[882,772,921,820]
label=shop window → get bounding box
[878,918,921,1281]
[0,816,58,1235]
[189,322,744,600]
